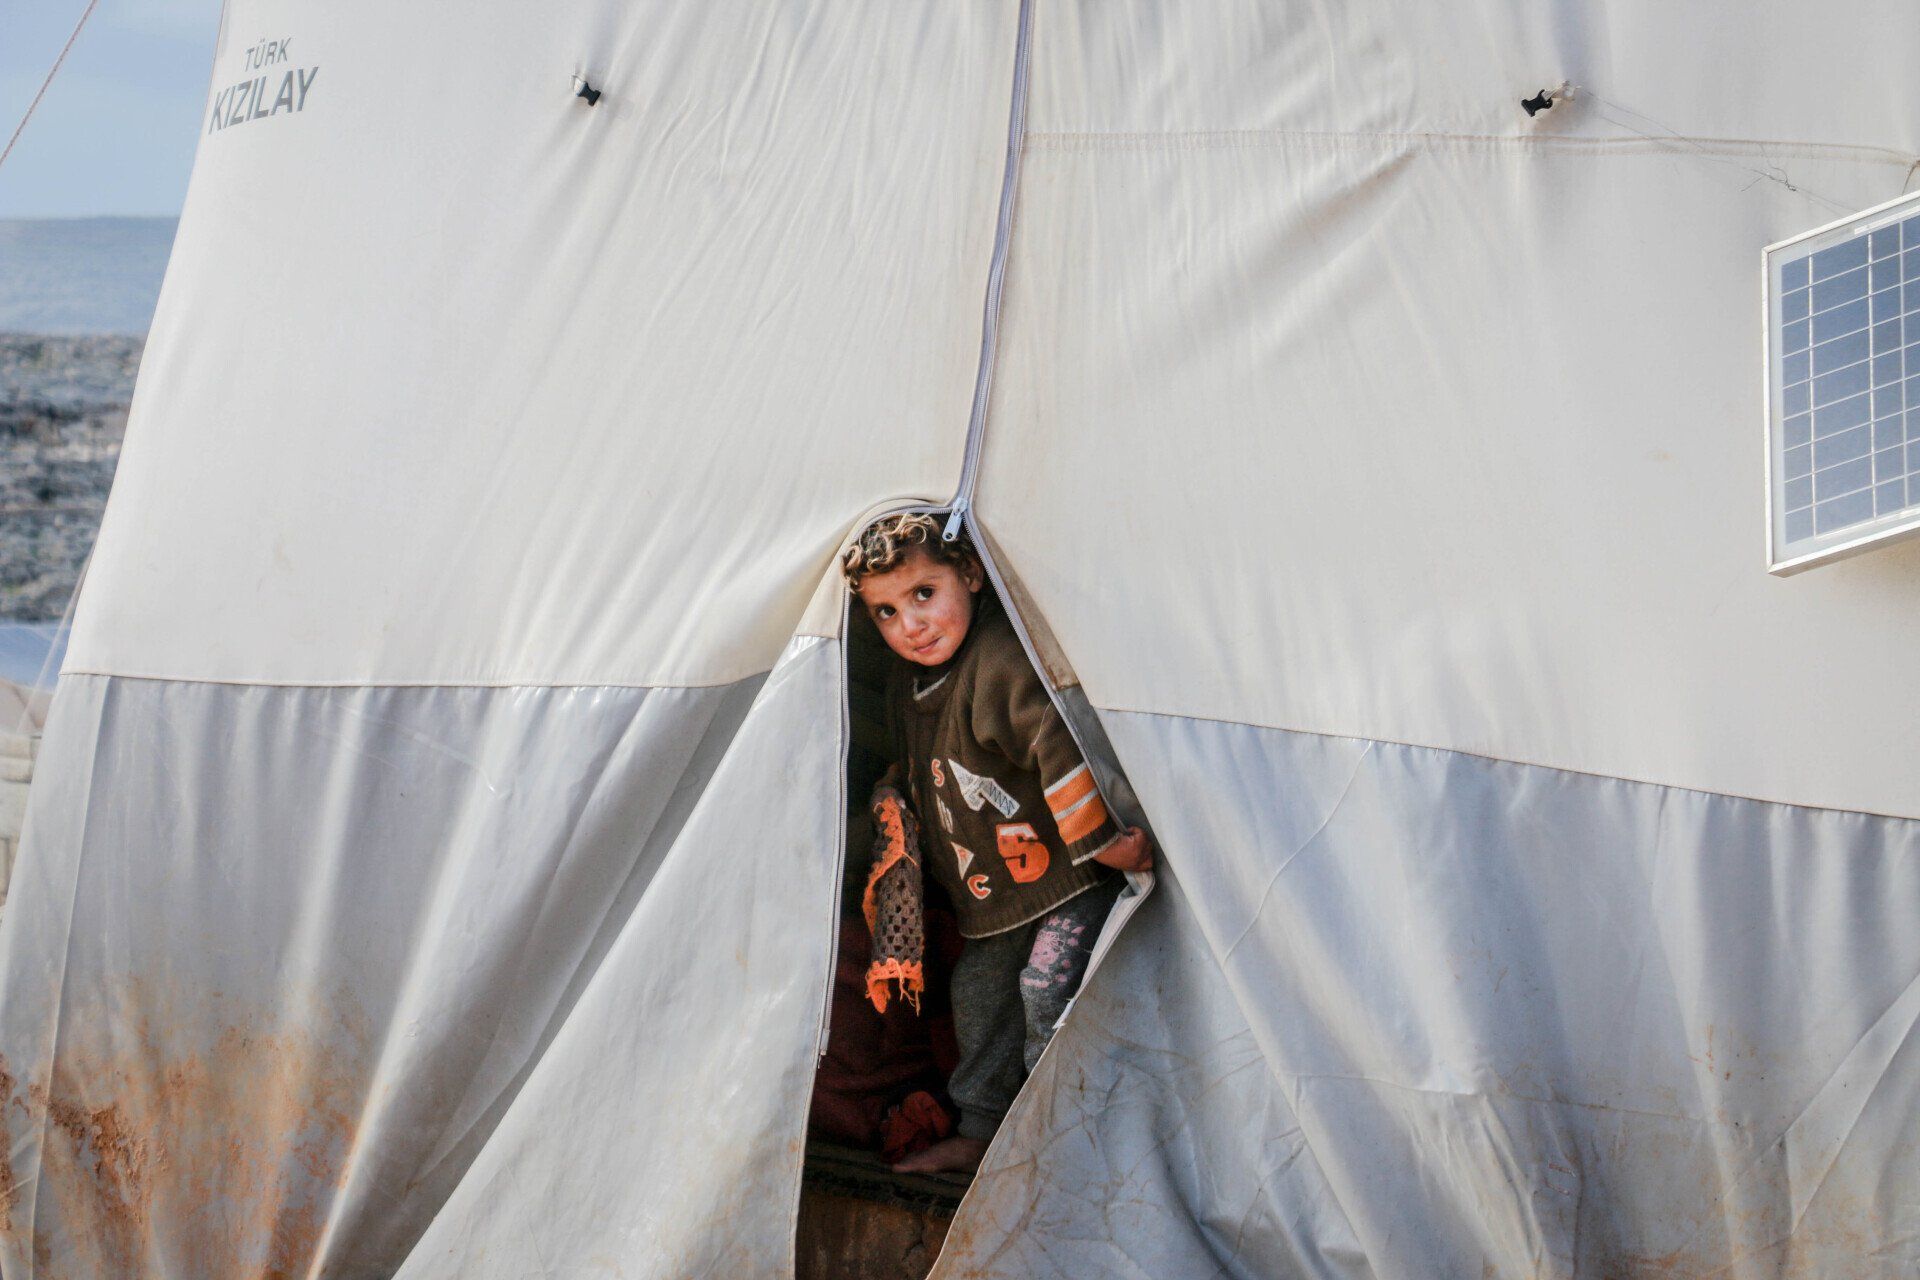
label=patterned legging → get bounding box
[944,876,1123,1141]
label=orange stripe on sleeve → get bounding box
[1055,794,1109,844]
[1045,765,1097,815]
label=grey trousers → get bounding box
[947,877,1122,1141]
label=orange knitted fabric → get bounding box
[863,786,926,1014]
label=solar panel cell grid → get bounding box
[1812,237,1868,281]
[1772,201,1920,561]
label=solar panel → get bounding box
[1765,191,1920,574]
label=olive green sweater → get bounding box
[887,603,1121,938]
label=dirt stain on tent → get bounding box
[0,1057,20,1232]
[0,981,371,1278]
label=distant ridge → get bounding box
[0,217,178,336]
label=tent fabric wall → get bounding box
[944,2,1920,1274]
[67,1,1016,687]
[392,638,845,1279]
[0,660,837,1276]
[4,0,1920,1276]
[980,2,1920,820]
[0,1,1014,1275]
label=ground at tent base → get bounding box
[797,1140,969,1280]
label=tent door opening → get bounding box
[795,509,1155,1278]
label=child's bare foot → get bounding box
[890,1134,989,1175]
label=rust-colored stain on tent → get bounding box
[0,1058,20,1232]
[0,984,369,1279]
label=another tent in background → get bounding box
[0,625,58,917]
[0,680,48,731]
[0,681,47,915]
[2,2,1918,1276]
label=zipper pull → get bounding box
[943,504,967,543]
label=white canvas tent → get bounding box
[4,1,1919,1275]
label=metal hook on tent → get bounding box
[1521,81,1575,117]
[572,75,601,106]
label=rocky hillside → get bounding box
[0,334,139,621]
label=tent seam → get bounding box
[47,659,824,693]
[53,632,837,692]
[1025,128,1918,166]
[1091,702,1920,824]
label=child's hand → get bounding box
[1094,826,1153,873]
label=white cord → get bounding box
[0,0,103,175]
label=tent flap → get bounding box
[942,709,1920,1277]
[0,638,842,1275]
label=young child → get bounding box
[844,512,1152,1174]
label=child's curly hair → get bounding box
[842,512,977,590]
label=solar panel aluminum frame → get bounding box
[1764,188,1920,576]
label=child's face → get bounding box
[856,547,984,666]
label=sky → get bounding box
[0,0,223,218]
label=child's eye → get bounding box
[875,605,895,620]
[913,587,934,601]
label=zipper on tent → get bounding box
[818,0,1114,1145]
[943,0,1035,547]
[934,0,1150,992]
[964,530,1156,982]
[916,508,1160,983]
[914,517,1157,1240]
[822,0,1038,1057]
